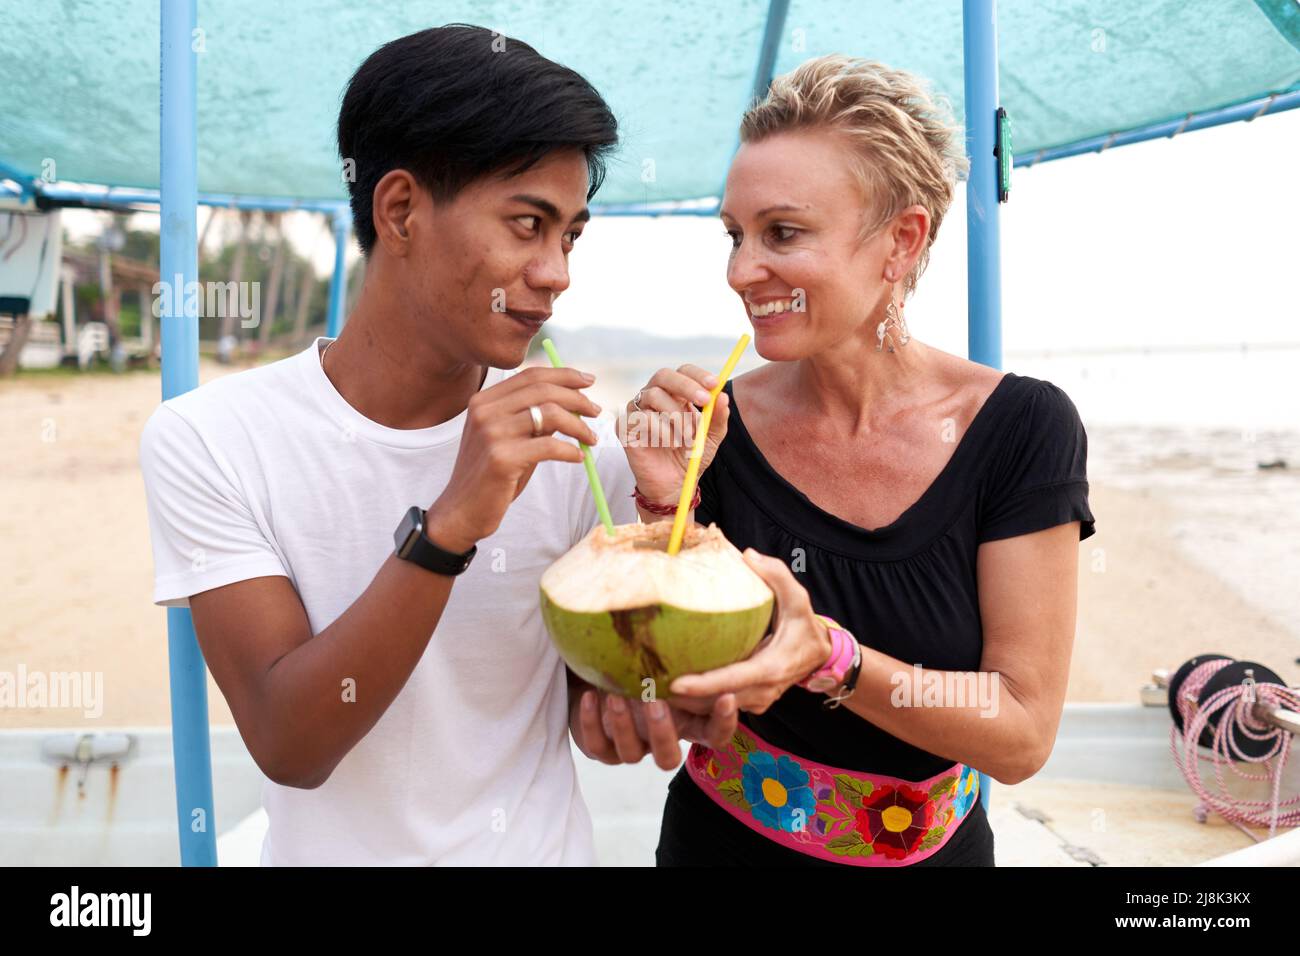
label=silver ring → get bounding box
[632,389,645,413]
[528,404,544,437]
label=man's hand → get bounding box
[569,680,739,771]
[423,366,602,552]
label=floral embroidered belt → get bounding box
[685,721,981,866]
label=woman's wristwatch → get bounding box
[799,614,863,709]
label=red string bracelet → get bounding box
[631,486,700,515]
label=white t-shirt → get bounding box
[139,337,637,865]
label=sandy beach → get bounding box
[2,359,1297,729]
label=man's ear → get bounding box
[372,169,420,257]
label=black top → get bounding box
[657,371,1095,866]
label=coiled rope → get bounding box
[1169,657,1300,840]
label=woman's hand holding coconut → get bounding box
[666,549,835,714]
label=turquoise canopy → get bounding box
[2,0,1299,207]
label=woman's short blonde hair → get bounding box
[740,55,969,299]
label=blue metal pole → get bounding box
[964,0,1002,371]
[29,181,356,216]
[713,0,791,198]
[963,0,1000,814]
[750,0,791,108]
[325,208,352,338]
[1016,86,1300,166]
[160,0,217,866]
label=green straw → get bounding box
[540,338,615,536]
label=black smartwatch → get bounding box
[393,506,477,576]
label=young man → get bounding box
[140,25,733,865]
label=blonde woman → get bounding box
[625,56,1095,867]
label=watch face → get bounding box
[807,676,837,693]
[394,506,423,557]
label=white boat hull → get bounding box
[2,703,1295,866]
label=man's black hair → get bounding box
[337,23,619,255]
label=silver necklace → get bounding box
[320,339,334,368]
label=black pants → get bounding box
[655,768,995,867]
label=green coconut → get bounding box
[539,521,774,700]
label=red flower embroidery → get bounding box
[688,744,708,772]
[691,742,742,780]
[854,785,935,860]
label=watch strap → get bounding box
[396,507,477,576]
[823,639,863,709]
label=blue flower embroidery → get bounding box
[741,751,818,833]
[953,765,980,818]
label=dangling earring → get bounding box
[876,292,910,353]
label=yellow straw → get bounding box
[539,338,616,536]
[666,333,750,555]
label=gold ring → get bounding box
[528,404,544,437]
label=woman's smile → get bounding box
[746,296,802,331]
[747,297,797,317]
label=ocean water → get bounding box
[1009,348,1300,431]
[1013,350,1300,642]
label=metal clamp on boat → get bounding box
[40,732,136,794]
